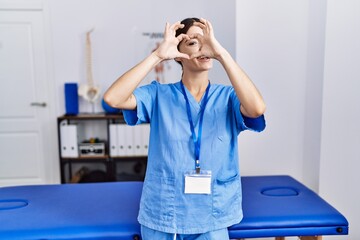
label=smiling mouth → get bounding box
[197,56,210,60]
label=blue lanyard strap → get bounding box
[180,80,210,173]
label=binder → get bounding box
[116,124,127,156]
[124,125,134,156]
[60,124,79,158]
[109,124,118,157]
[109,123,150,157]
[64,83,79,115]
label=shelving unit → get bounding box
[57,113,148,183]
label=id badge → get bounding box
[184,170,212,194]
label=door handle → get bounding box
[30,102,47,107]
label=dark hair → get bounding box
[175,17,201,66]
[175,17,201,39]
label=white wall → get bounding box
[302,0,327,192]
[236,0,358,239]
[320,0,360,239]
[45,0,235,115]
[236,0,311,183]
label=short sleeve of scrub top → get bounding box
[122,80,265,234]
[124,81,265,132]
[123,81,158,125]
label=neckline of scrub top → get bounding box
[175,81,209,110]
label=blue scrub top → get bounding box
[123,81,265,234]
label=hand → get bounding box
[189,18,226,60]
[153,22,190,61]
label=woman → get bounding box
[104,17,266,240]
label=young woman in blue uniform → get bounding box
[104,17,266,240]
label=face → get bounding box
[178,26,213,72]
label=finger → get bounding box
[188,33,203,41]
[170,21,184,31]
[194,19,214,37]
[201,19,212,35]
[163,22,170,36]
[199,18,207,24]
[189,52,203,59]
[192,21,206,30]
[164,22,169,30]
[177,53,190,59]
[177,33,190,42]
[195,18,213,35]
[202,18,213,32]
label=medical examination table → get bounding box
[0,175,348,239]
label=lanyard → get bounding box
[180,80,210,174]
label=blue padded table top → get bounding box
[0,182,143,240]
[0,175,348,239]
[228,175,348,238]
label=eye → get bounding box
[188,40,198,46]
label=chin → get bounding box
[197,59,213,69]
[203,62,213,70]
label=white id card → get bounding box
[184,170,212,194]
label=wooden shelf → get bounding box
[57,114,147,184]
[61,155,109,161]
[58,113,124,121]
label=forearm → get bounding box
[218,51,266,117]
[104,52,162,110]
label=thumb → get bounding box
[189,52,202,59]
[176,53,190,60]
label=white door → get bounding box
[0,10,58,186]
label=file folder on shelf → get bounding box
[109,123,150,157]
[109,124,118,157]
[130,124,149,156]
[124,125,134,156]
[60,123,79,158]
[116,124,127,156]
